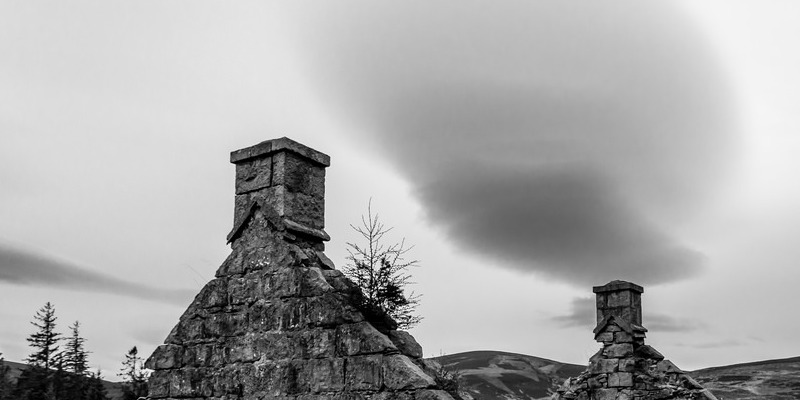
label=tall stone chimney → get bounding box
[146,138,453,400]
[553,281,718,400]
[228,137,330,247]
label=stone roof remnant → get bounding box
[553,281,718,400]
[146,137,453,400]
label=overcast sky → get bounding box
[2,1,800,377]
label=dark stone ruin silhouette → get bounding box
[145,138,454,400]
[552,280,718,400]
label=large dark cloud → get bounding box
[0,244,194,305]
[292,1,738,285]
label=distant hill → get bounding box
[435,351,800,400]
[2,359,125,400]
[436,351,584,400]
[690,356,800,399]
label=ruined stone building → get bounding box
[145,138,454,400]
[552,281,718,400]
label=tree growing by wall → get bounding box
[343,201,422,329]
[119,346,149,400]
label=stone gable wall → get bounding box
[146,138,453,400]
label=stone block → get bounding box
[235,154,273,194]
[284,191,325,230]
[345,354,383,391]
[382,354,436,390]
[277,298,308,330]
[165,317,205,344]
[227,274,261,306]
[305,293,364,327]
[303,358,346,393]
[271,267,304,298]
[300,267,335,297]
[388,330,424,359]
[634,345,664,361]
[196,279,228,308]
[654,360,682,374]
[145,344,183,370]
[317,251,336,270]
[247,299,280,331]
[254,332,305,360]
[618,358,637,372]
[272,151,326,198]
[216,250,244,278]
[608,372,633,387]
[614,331,633,343]
[594,332,614,343]
[148,370,171,398]
[336,322,397,356]
[220,338,259,364]
[589,358,618,374]
[204,313,246,337]
[606,291,631,308]
[603,343,633,358]
[181,344,214,368]
[592,388,617,400]
[587,376,604,389]
[169,367,209,398]
[303,328,337,359]
[322,269,359,292]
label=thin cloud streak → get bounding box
[554,296,704,333]
[0,244,194,306]
[292,1,739,286]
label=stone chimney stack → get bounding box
[593,280,644,327]
[554,281,718,400]
[228,137,330,246]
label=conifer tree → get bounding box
[119,346,148,400]
[62,321,88,375]
[26,302,61,370]
[15,302,61,400]
[85,369,110,400]
[344,201,422,329]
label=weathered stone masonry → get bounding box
[553,281,718,400]
[146,138,454,400]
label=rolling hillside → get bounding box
[436,351,800,400]
[436,351,584,400]
[690,356,800,399]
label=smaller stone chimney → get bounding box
[593,280,643,328]
[553,281,718,400]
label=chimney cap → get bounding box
[593,280,643,294]
[230,137,331,167]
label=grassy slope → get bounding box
[437,351,800,400]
